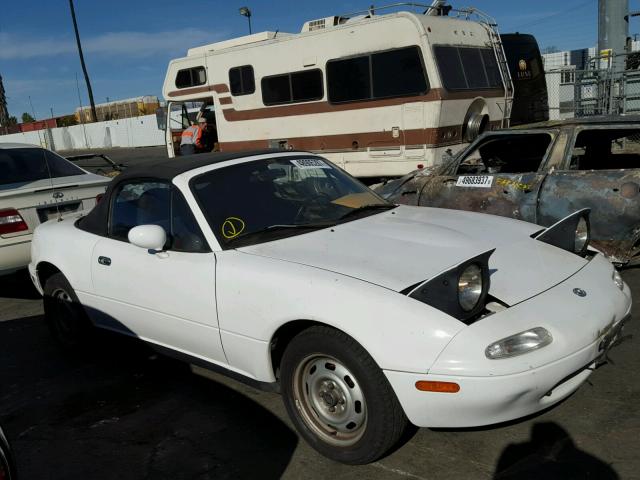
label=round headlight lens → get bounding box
[458,264,483,311]
[575,217,589,254]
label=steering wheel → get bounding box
[294,193,333,223]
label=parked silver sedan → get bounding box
[0,143,110,275]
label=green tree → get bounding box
[6,116,18,126]
[21,112,36,123]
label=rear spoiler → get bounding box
[65,153,126,177]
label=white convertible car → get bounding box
[29,150,631,464]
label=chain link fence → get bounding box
[544,52,640,120]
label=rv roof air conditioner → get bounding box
[300,16,348,33]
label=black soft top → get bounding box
[77,149,284,236]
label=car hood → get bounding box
[240,205,589,306]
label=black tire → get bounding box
[280,325,408,464]
[43,272,93,349]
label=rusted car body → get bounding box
[377,116,640,264]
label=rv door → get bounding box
[165,102,191,158]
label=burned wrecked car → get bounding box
[377,116,640,264]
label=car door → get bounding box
[537,125,640,263]
[89,179,226,364]
[417,131,555,222]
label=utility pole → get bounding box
[599,0,629,71]
[69,0,98,122]
[28,96,36,119]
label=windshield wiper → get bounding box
[338,203,397,221]
[227,222,335,245]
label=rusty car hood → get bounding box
[240,205,589,306]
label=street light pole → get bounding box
[69,0,98,123]
[239,7,252,34]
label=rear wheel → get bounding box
[280,326,407,464]
[43,272,93,349]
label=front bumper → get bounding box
[385,314,629,428]
[385,253,632,428]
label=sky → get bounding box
[0,0,638,120]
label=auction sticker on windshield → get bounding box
[291,158,331,169]
[456,175,494,188]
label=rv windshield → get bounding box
[0,148,85,187]
[191,156,395,248]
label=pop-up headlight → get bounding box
[533,209,591,257]
[403,249,494,321]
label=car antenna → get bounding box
[41,148,63,222]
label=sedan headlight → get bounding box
[458,264,483,311]
[613,269,624,290]
[485,327,553,359]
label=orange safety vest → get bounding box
[180,125,203,147]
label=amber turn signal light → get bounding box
[415,380,460,393]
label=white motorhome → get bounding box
[161,3,514,178]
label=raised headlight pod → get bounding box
[613,269,624,290]
[574,216,589,254]
[534,208,591,257]
[485,327,553,359]
[402,249,494,322]
[458,264,483,311]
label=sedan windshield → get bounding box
[191,156,395,247]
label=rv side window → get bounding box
[372,47,428,98]
[481,49,502,87]
[458,48,486,89]
[327,46,428,103]
[229,65,255,96]
[262,69,323,105]
[326,56,371,103]
[175,66,207,89]
[434,46,502,91]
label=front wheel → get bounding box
[280,326,407,464]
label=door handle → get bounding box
[442,178,456,184]
[98,256,111,266]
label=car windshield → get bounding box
[0,147,85,187]
[191,156,395,247]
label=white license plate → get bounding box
[455,175,494,188]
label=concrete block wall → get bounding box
[0,114,164,151]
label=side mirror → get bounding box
[128,225,167,252]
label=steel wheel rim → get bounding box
[51,288,76,334]
[292,354,367,446]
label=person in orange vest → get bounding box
[179,117,208,155]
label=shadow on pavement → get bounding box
[0,315,298,480]
[0,270,40,300]
[493,422,619,480]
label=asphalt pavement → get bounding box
[0,266,638,480]
[0,146,638,479]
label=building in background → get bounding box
[0,75,9,128]
[75,95,160,122]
